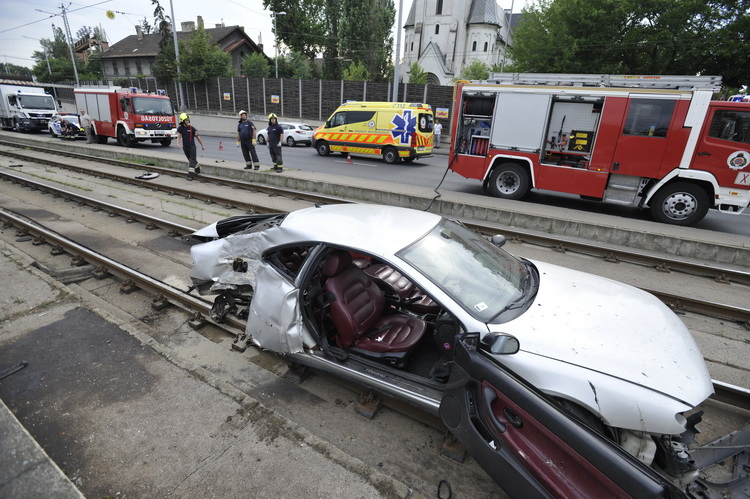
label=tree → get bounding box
[287,51,316,79]
[460,60,490,81]
[339,0,395,81]
[178,27,233,82]
[242,53,271,77]
[150,0,177,84]
[1,63,32,77]
[508,0,750,87]
[262,0,327,58]
[342,61,370,81]
[408,62,428,84]
[140,17,153,35]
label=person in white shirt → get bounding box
[434,119,442,148]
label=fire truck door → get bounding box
[693,106,750,189]
[611,97,676,177]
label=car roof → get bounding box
[280,204,442,256]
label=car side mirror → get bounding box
[491,235,507,248]
[480,333,519,355]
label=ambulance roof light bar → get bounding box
[485,73,722,91]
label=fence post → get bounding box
[281,78,284,117]
[205,82,210,111]
[299,79,302,118]
[423,84,427,103]
[363,81,367,101]
[319,79,322,120]
[218,78,223,113]
[262,78,267,117]
[231,77,236,115]
[340,80,344,105]
[246,77,250,114]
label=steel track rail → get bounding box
[3,171,749,326]
[1,206,748,412]
[0,141,353,208]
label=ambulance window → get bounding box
[622,99,675,138]
[346,111,375,124]
[329,112,346,127]
[418,113,434,133]
[708,110,750,144]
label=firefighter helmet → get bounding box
[179,112,190,122]
[268,113,278,120]
[239,110,247,117]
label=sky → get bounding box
[0,0,525,72]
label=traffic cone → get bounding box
[345,153,353,164]
[219,141,224,151]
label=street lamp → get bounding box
[272,12,286,79]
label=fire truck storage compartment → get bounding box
[74,91,112,122]
[490,93,551,151]
[542,96,603,168]
[457,94,495,156]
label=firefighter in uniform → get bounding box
[236,110,260,170]
[266,113,284,173]
[175,113,205,180]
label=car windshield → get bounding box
[131,97,174,116]
[17,95,56,110]
[398,219,528,322]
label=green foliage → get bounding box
[140,17,153,35]
[340,0,395,81]
[242,53,271,77]
[1,63,32,77]
[342,61,370,81]
[178,27,233,82]
[508,0,750,87]
[460,60,490,81]
[287,51,316,79]
[152,38,177,85]
[408,62,428,84]
[30,26,86,83]
[263,0,327,58]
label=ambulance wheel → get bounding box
[649,181,709,226]
[316,140,330,156]
[383,147,399,164]
[488,163,530,200]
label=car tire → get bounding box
[649,181,710,226]
[286,136,296,147]
[383,147,399,164]
[256,135,266,145]
[488,163,531,200]
[49,127,56,137]
[13,119,21,132]
[117,127,132,147]
[316,140,330,156]
[160,138,172,147]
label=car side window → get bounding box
[345,111,376,124]
[708,109,750,144]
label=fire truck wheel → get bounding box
[316,140,330,156]
[488,163,530,200]
[117,127,132,147]
[160,139,172,147]
[649,181,709,226]
[383,147,399,164]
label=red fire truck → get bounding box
[74,87,177,147]
[448,74,750,225]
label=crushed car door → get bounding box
[247,261,302,354]
[440,333,680,499]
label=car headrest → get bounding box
[322,250,353,277]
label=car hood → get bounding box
[492,260,713,406]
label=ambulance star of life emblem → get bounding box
[391,110,416,145]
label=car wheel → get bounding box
[383,147,399,164]
[316,140,330,156]
[117,127,132,147]
[649,181,709,226]
[160,138,172,147]
[256,134,266,145]
[286,136,296,147]
[49,127,56,137]
[13,119,21,132]
[488,163,531,200]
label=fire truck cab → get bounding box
[449,74,750,226]
[74,87,177,148]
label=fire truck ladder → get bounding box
[486,73,722,90]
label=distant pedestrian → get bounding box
[176,113,205,181]
[433,119,442,148]
[79,109,94,143]
[236,110,260,170]
[266,113,284,173]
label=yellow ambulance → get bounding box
[313,101,434,164]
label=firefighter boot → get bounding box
[187,171,195,181]
[253,162,260,170]
[244,162,252,170]
[275,163,283,173]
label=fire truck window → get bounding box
[622,99,675,138]
[708,110,750,144]
[120,98,132,113]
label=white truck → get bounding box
[0,80,58,132]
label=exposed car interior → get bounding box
[294,247,462,382]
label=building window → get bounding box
[472,41,477,51]
[135,60,142,75]
[435,24,440,35]
[112,62,119,76]
[436,0,443,15]
[410,42,414,51]
[124,61,131,76]
[484,42,488,52]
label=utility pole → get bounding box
[272,12,287,79]
[392,0,403,102]
[59,3,79,86]
[169,0,186,110]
